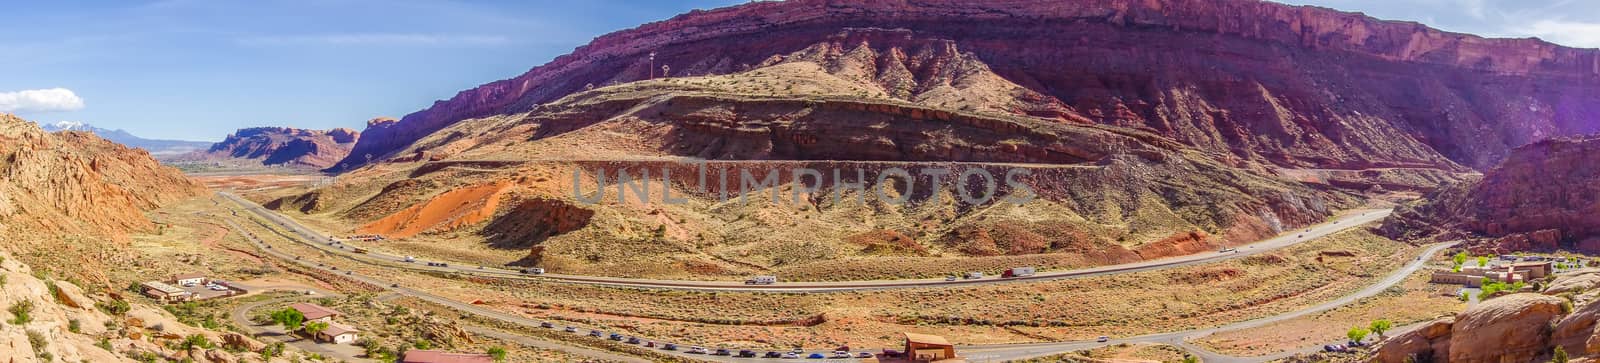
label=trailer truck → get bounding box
[1001,267,1036,278]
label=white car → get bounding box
[687,346,708,354]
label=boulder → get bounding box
[1553,296,1600,352]
[223,332,267,352]
[207,348,239,363]
[1371,317,1453,363]
[1449,294,1567,363]
[1548,269,1600,295]
[51,280,92,309]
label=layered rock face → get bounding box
[339,0,1600,171]
[1373,294,1567,363]
[202,126,361,168]
[0,114,202,240]
[1383,135,1600,253]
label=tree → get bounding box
[414,339,433,350]
[181,334,212,350]
[1347,326,1370,343]
[269,308,305,334]
[1555,345,1569,363]
[304,321,329,337]
[1453,252,1468,266]
[1181,355,1197,363]
[487,346,508,362]
[1370,319,1393,337]
[1477,256,1488,267]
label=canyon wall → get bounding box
[1383,135,1600,253]
[340,0,1600,171]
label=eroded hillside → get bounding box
[260,62,1361,280]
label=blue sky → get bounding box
[2,0,1595,142]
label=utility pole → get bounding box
[649,51,657,80]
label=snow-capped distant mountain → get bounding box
[40,121,212,156]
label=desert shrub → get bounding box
[9,300,34,324]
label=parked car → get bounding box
[687,346,707,354]
[1097,336,1109,343]
[644,341,656,348]
[663,343,678,351]
[563,327,577,333]
[831,351,851,358]
[609,333,624,341]
[539,322,554,328]
[522,267,546,274]
[712,348,731,356]
[626,337,641,344]
[882,349,903,357]
[588,330,603,337]
[783,352,800,359]
[763,352,782,358]
[856,352,874,358]
[807,353,825,359]
[745,275,778,285]
[945,275,958,281]
[737,350,756,358]
[791,347,805,354]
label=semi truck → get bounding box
[745,275,778,285]
[1001,267,1036,278]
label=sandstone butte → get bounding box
[1382,135,1600,253]
[194,125,364,169]
[338,0,1600,173]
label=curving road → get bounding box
[215,191,1453,363]
[220,218,652,363]
[217,192,1393,292]
[956,241,1458,363]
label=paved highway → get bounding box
[216,191,1452,363]
[957,241,1458,363]
[218,191,1393,292]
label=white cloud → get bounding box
[1510,19,1600,48]
[237,33,511,47]
[0,88,85,113]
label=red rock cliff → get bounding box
[202,126,361,169]
[339,0,1600,171]
[1383,134,1600,253]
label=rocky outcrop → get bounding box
[1375,294,1568,363]
[340,0,1600,171]
[1383,135,1600,253]
[1449,294,1566,363]
[196,126,361,169]
[1371,317,1453,363]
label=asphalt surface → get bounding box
[218,191,1393,292]
[214,190,1442,363]
[957,241,1459,363]
[220,218,652,363]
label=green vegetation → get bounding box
[487,346,508,362]
[1453,252,1468,270]
[304,321,330,336]
[1370,319,1392,337]
[8,300,34,325]
[1479,278,1526,298]
[413,339,433,350]
[96,299,131,316]
[68,318,81,333]
[269,308,305,334]
[1476,256,1488,267]
[1347,326,1370,343]
[26,330,47,359]
[1555,345,1569,363]
[180,334,213,350]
